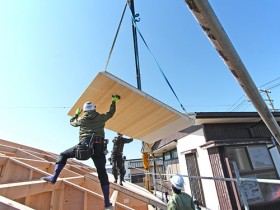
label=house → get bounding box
[152,112,280,210]
[127,157,164,189]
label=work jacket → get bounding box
[70,101,116,139]
[111,136,133,157]
[167,192,195,210]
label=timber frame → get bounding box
[0,139,166,210]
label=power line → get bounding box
[259,77,280,88]
[229,76,280,112]
[0,106,70,109]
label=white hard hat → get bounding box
[170,174,184,190]
[83,102,95,112]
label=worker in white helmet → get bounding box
[41,95,120,208]
[167,174,195,210]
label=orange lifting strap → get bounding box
[142,153,150,170]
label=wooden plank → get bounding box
[28,191,52,210]
[0,139,47,154]
[0,181,61,199]
[115,202,136,210]
[111,190,118,207]
[148,204,155,210]
[0,151,14,156]
[68,71,194,144]
[0,157,8,166]
[0,195,35,210]
[63,185,84,209]
[15,150,45,161]
[0,145,17,153]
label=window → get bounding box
[131,174,145,183]
[225,147,252,171]
[164,152,171,161]
[225,145,279,204]
[225,145,275,173]
[128,161,143,169]
[247,146,274,170]
[164,149,178,161]
[171,149,178,159]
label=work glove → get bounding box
[112,95,121,102]
[75,108,82,115]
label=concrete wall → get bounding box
[177,128,220,210]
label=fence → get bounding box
[129,162,280,210]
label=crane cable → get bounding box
[104,2,189,115]
[127,5,189,115]
[104,3,127,71]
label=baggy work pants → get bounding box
[57,138,109,186]
[111,155,125,179]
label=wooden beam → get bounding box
[12,158,50,168]
[115,202,136,210]
[0,195,35,210]
[148,204,156,210]
[0,145,17,153]
[111,190,118,207]
[0,157,8,166]
[0,181,61,199]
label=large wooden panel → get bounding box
[68,71,194,144]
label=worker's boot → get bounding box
[41,163,65,184]
[113,174,118,183]
[101,185,112,207]
[120,173,125,182]
[119,174,124,186]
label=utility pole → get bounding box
[260,89,276,112]
[127,0,141,90]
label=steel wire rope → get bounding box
[127,5,189,116]
[104,3,127,71]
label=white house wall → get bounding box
[177,128,220,210]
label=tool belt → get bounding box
[91,136,109,155]
[75,135,95,160]
[91,136,104,143]
[75,134,110,160]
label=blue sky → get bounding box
[0,1,279,167]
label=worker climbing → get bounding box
[111,133,133,186]
[41,95,120,208]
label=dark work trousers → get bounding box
[112,155,125,179]
[57,138,109,186]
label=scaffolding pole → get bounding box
[184,0,280,144]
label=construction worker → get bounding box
[167,174,195,210]
[111,133,133,185]
[41,95,120,208]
